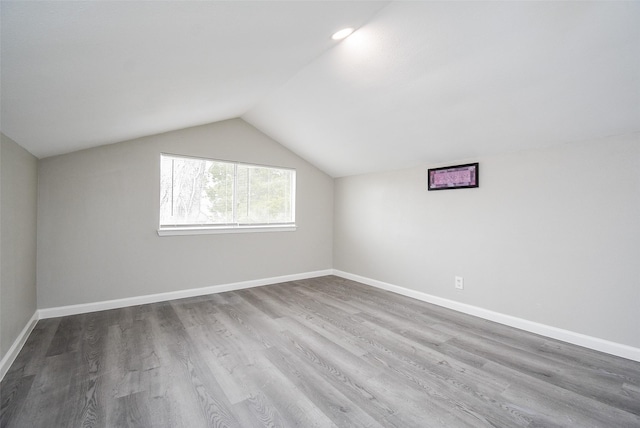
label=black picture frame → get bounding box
[428,162,479,191]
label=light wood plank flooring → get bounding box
[2,276,639,427]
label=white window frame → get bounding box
[158,153,296,236]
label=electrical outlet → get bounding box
[455,276,464,290]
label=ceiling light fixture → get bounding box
[332,28,354,40]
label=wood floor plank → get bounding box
[265,345,382,428]
[275,328,408,428]
[233,288,284,320]
[2,275,639,427]
[113,391,153,428]
[0,374,34,428]
[3,319,59,379]
[441,330,640,415]
[45,315,83,357]
[487,361,640,427]
[238,358,337,428]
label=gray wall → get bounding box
[1,134,38,359]
[334,133,640,348]
[37,119,333,308]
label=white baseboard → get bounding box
[0,311,38,382]
[332,270,640,363]
[4,268,637,384]
[2,270,331,382]
[38,269,333,319]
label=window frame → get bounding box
[157,153,297,236]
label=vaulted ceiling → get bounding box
[2,1,639,177]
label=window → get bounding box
[159,154,296,235]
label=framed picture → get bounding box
[428,162,479,191]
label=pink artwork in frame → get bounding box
[428,163,479,191]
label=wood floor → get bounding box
[1,276,639,427]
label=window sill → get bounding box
[157,225,297,236]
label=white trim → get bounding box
[157,225,297,236]
[0,311,38,382]
[39,269,332,319]
[332,270,640,363]
[6,269,637,384]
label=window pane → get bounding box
[159,155,174,223]
[161,156,207,225]
[160,154,294,227]
[206,161,235,223]
[236,165,294,224]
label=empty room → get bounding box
[1,1,639,427]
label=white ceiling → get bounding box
[2,1,639,177]
[0,1,387,159]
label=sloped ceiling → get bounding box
[0,1,387,159]
[2,1,639,177]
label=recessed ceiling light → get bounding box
[332,28,354,40]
